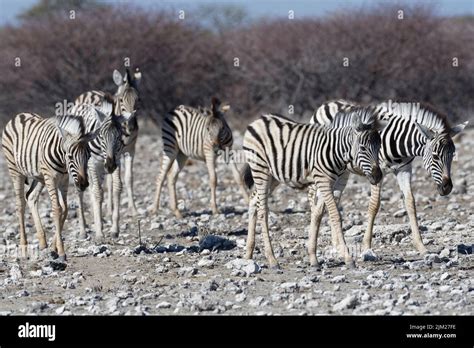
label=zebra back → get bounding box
[162,97,233,160]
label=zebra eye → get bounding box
[432,154,440,160]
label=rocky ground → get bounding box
[0,125,472,316]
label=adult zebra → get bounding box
[75,67,141,217]
[2,113,95,260]
[151,97,249,218]
[242,107,384,268]
[69,104,125,242]
[310,100,467,255]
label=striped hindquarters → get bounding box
[1,113,86,179]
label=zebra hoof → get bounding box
[57,254,67,263]
[346,259,356,269]
[95,235,105,244]
[50,250,59,260]
[269,262,281,270]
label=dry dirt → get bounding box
[0,126,472,315]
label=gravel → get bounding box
[0,130,472,315]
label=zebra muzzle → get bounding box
[105,157,117,174]
[77,178,89,192]
[438,177,453,196]
[368,165,383,185]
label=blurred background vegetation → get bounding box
[0,0,473,131]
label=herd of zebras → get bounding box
[1,68,468,270]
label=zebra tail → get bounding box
[241,163,254,190]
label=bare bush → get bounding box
[0,4,472,131]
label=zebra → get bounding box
[310,100,468,255]
[2,113,95,260]
[69,104,125,242]
[242,107,384,268]
[75,67,141,217]
[151,97,249,218]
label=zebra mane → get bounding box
[378,101,449,132]
[55,115,86,137]
[330,106,377,130]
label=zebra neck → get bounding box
[412,136,427,157]
[337,127,354,162]
[56,141,68,174]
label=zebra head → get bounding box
[415,121,468,196]
[96,112,124,174]
[346,107,384,185]
[57,119,96,192]
[112,67,141,119]
[206,97,233,153]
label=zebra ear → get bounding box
[377,119,389,132]
[113,70,123,86]
[449,121,468,138]
[211,97,221,115]
[57,126,71,140]
[83,131,98,144]
[414,122,435,140]
[95,109,107,124]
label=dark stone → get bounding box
[199,235,236,251]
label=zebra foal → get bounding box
[70,104,125,241]
[311,100,467,254]
[242,108,384,268]
[151,97,249,218]
[2,114,94,260]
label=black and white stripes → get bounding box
[152,97,247,218]
[69,103,125,241]
[311,100,467,254]
[242,108,383,267]
[75,68,141,216]
[2,113,94,259]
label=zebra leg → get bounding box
[44,176,66,260]
[11,174,27,258]
[110,164,122,238]
[151,152,177,214]
[245,173,280,260]
[77,189,87,239]
[166,153,186,219]
[89,165,105,243]
[395,167,428,254]
[331,171,350,250]
[362,180,383,252]
[308,184,325,267]
[106,174,113,217]
[205,152,219,215]
[58,180,68,231]
[255,174,279,268]
[230,161,250,203]
[26,180,47,250]
[317,180,354,266]
[124,150,138,216]
[245,190,258,259]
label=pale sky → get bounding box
[1,0,473,24]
